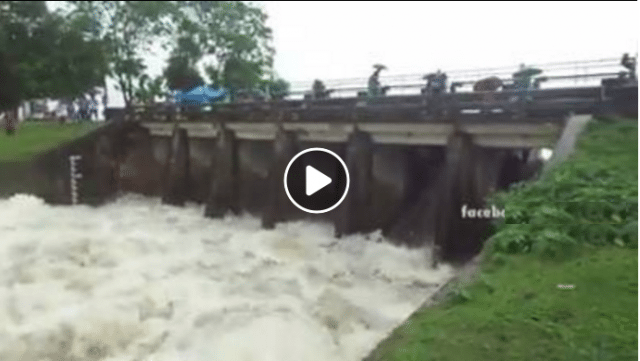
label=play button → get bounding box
[284,148,350,214]
[306,166,331,196]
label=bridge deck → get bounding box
[121,84,636,148]
[141,120,563,148]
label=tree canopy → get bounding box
[164,53,205,92]
[0,1,109,111]
[1,1,291,111]
[66,0,285,104]
[66,1,176,107]
[168,1,290,100]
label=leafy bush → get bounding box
[487,118,638,259]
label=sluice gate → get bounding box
[22,82,638,265]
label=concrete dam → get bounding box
[7,80,637,266]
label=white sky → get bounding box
[47,1,639,106]
[262,1,638,81]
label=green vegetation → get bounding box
[0,121,99,161]
[0,1,108,111]
[365,118,638,361]
[489,118,637,259]
[1,1,289,121]
[367,247,637,361]
[71,1,289,106]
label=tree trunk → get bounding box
[117,76,131,109]
[4,107,18,136]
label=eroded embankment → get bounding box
[0,121,139,204]
[0,194,456,361]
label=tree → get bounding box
[0,1,49,134]
[0,1,108,134]
[221,56,264,97]
[0,2,108,101]
[35,14,108,99]
[163,53,204,91]
[172,1,275,97]
[0,51,21,134]
[0,52,21,113]
[63,1,283,107]
[133,74,166,105]
[260,77,290,100]
[0,1,48,112]
[67,1,176,108]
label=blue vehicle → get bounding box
[171,85,229,106]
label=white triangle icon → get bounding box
[306,166,332,196]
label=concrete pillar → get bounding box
[262,127,298,229]
[543,114,591,175]
[161,126,190,206]
[432,131,482,264]
[94,133,118,202]
[118,126,159,196]
[433,132,519,267]
[469,147,503,197]
[334,129,373,237]
[205,124,238,218]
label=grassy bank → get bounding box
[0,121,100,162]
[365,117,638,361]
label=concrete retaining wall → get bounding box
[0,119,542,264]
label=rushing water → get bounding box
[0,194,454,361]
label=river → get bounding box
[0,193,454,361]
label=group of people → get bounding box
[56,95,100,123]
[361,63,539,100]
[302,54,637,104]
[1,94,102,135]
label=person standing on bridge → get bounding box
[422,70,448,117]
[423,70,448,96]
[311,80,332,100]
[368,64,387,97]
[621,53,636,80]
[432,70,447,95]
[512,64,542,113]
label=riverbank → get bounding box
[0,121,100,162]
[364,117,638,361]
[0,120,118,204]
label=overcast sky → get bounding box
[48,1,639,106]
[262,2,638,82]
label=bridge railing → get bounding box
[287,63,628,97]
[118,90,615,125]
[116,68,637,123]
[290,72,627,97]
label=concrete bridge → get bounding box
[12,77,637,266]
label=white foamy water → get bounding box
[0,194,454,361]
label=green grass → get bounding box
[366,247,637,361]
[0,121,100,161]
[365,117,638,361]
